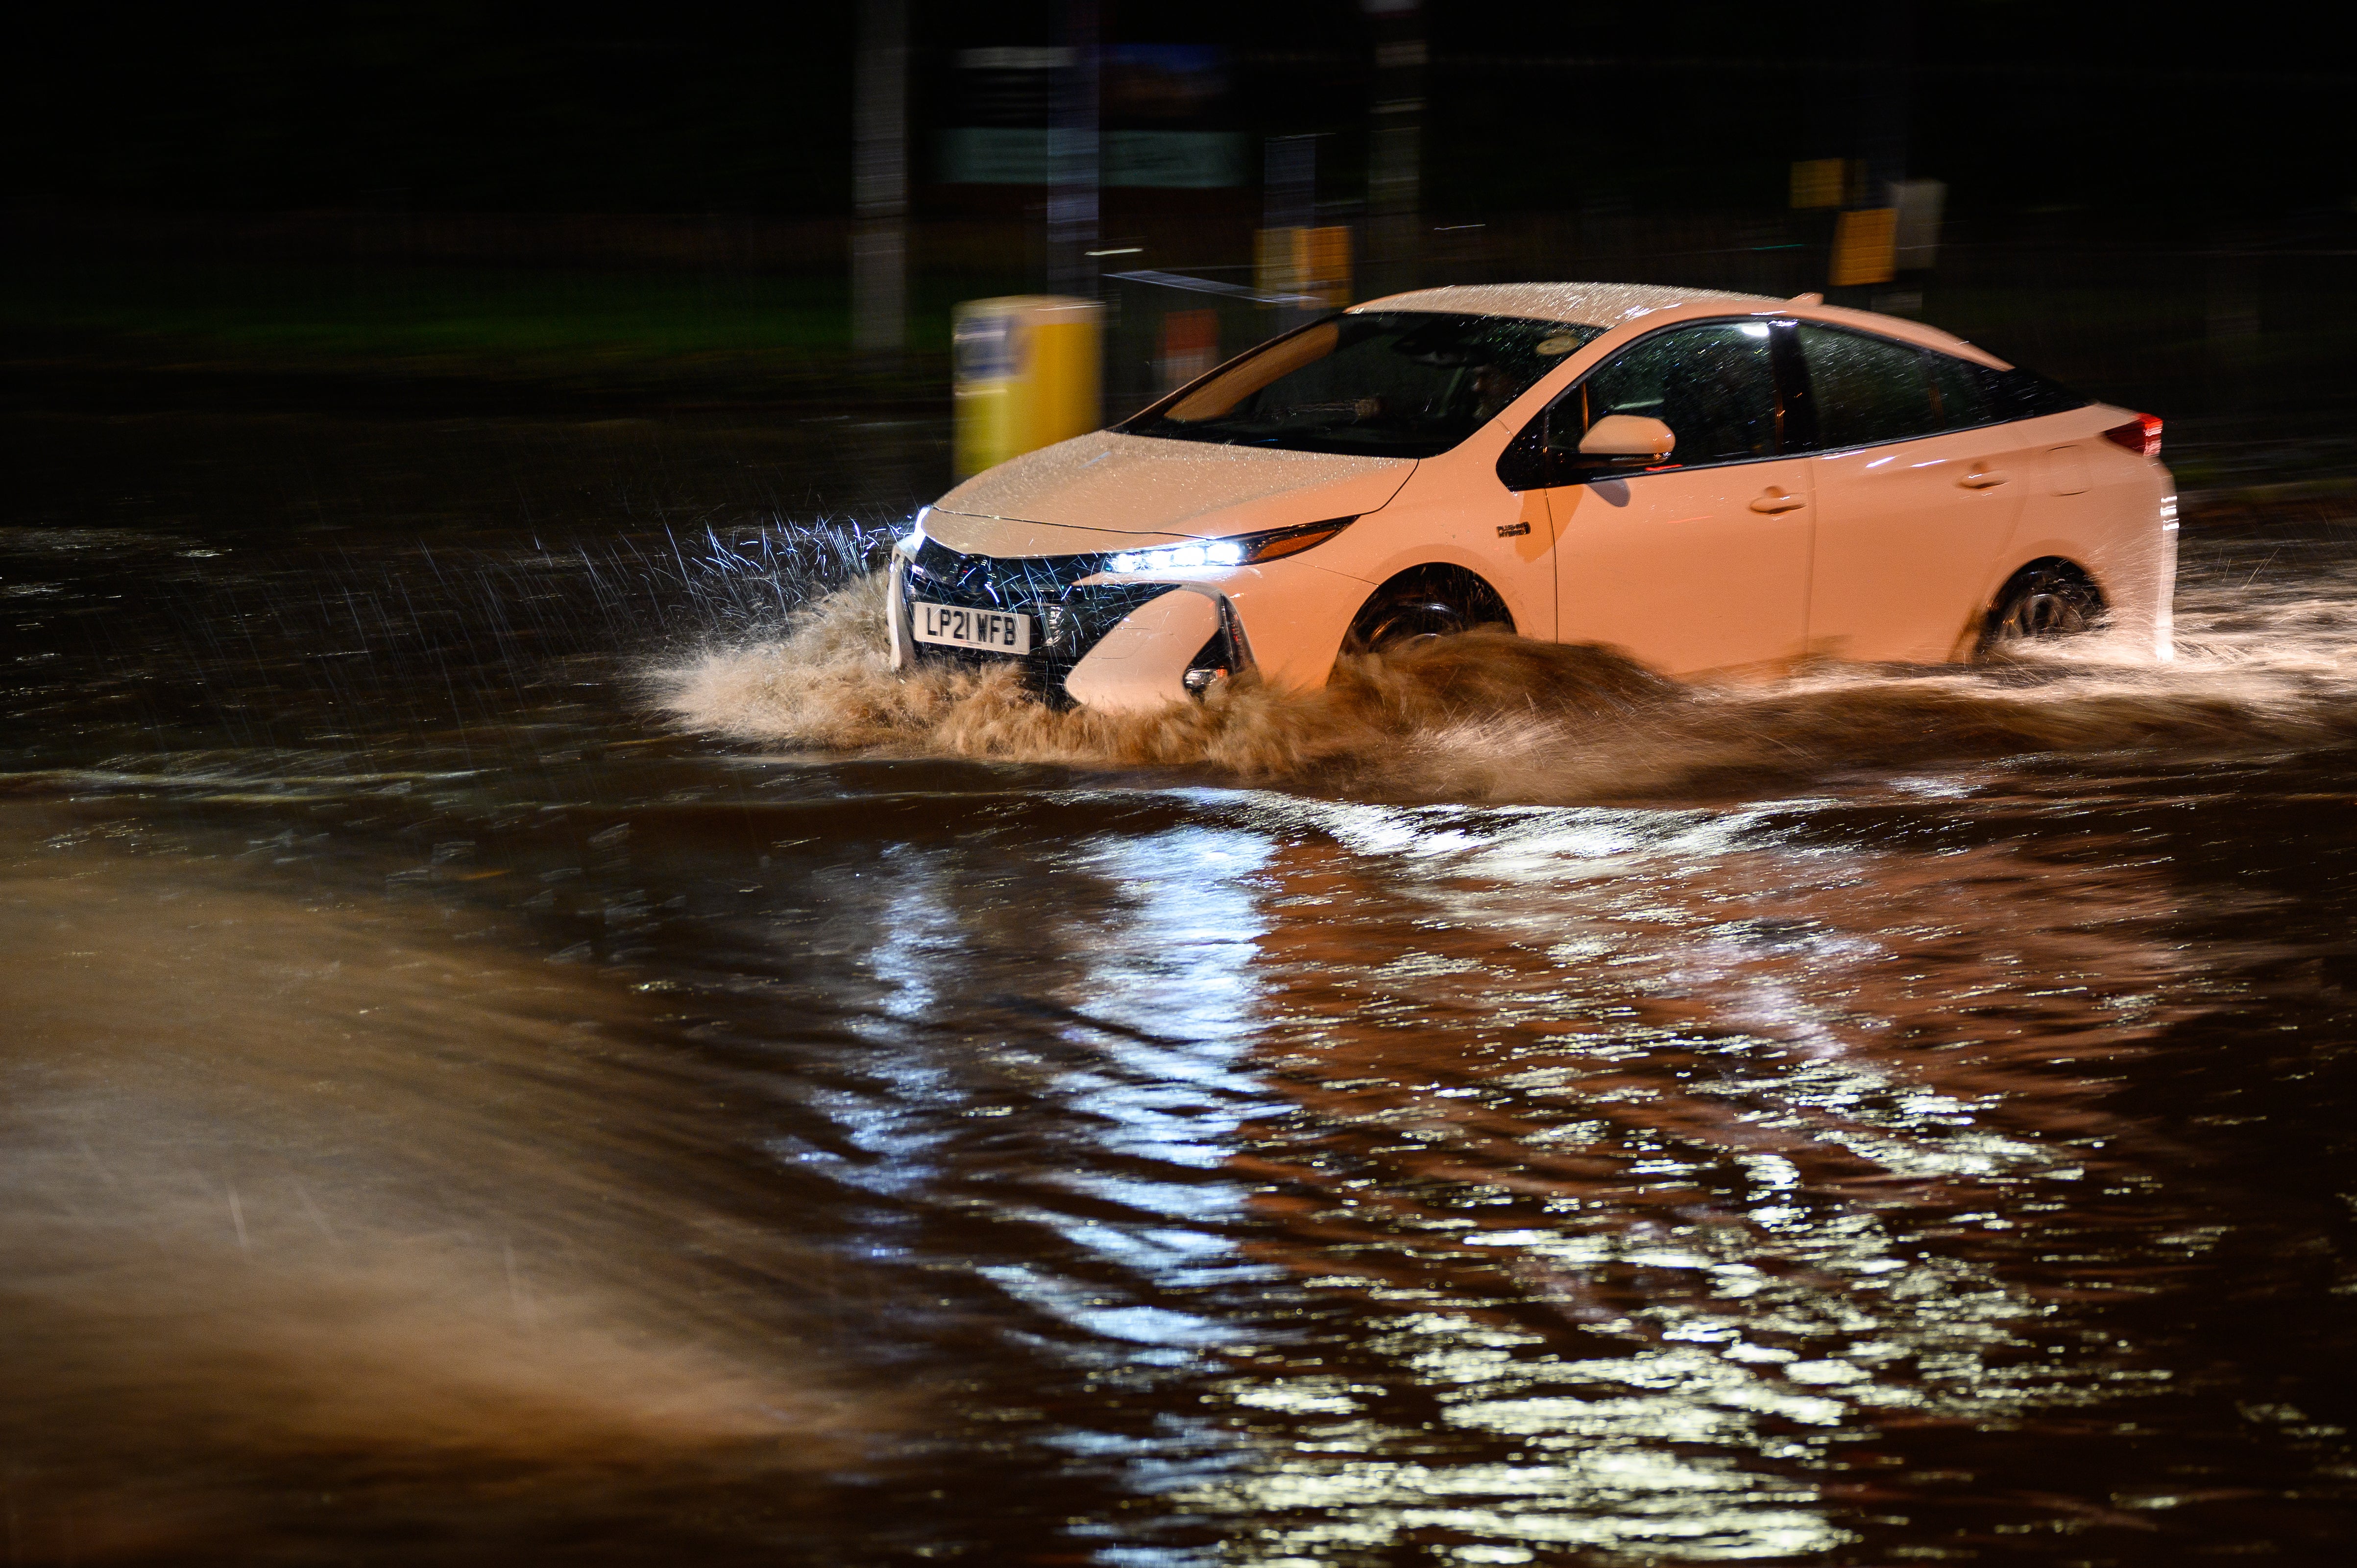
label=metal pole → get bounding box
[1046,0,1100,300]
[1860,0,1913,207]
[1264,135,1316,234]
[1264,135,1317,332]
[851,0,908,358]
[1363,0,1423,300]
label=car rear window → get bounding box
[1974,362,2090,421]
[1798,324,2092,449]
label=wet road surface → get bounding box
[4,406,2355,1565]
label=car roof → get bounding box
[1349,281,1784,329]
[1347,281,2013,369]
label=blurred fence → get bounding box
[11,206,2351,423]
[6,207,1056,288]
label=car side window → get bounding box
[1925,351,1993,431]
[1796,324,1944,450]
[1558,322,1781,468]
[1498,322,2096,489]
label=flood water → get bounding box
[4,404,2355,1566]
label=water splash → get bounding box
[659,558,2357,802]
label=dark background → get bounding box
[14,2,2351,219]
[7,1,2354,445]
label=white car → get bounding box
[888,283,2175,710]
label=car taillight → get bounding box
[2104,413,2163,458]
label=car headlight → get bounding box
[897,505,932,557]
[1104,515,1358,575]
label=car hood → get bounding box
[925,431,1416,556]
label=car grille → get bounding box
[899,537,1216,701]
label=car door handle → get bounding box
[1959,469,2011,488]
[1748,488,1806,513]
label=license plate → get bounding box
[911,600,1032,655]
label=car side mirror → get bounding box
[1574,414,1676,464]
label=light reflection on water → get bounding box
[1124,800,2197,1562]
[7,730,2346,1562]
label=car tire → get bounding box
[1979,560,2104,658]
[1342,566,1513,656]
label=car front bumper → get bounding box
[889,536,1245,709]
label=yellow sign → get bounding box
[1831,207,1899,287]
[1790,159,1847,210]
[1254,226,1353,308]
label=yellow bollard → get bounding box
[951,296,1102,480]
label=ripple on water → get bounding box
[0,825,878,1560]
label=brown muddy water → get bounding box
[3,407,2355,1566]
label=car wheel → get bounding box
[1980,561,2104,657]
[1342,567,1512,656]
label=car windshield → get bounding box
[1118,311,1603,458]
